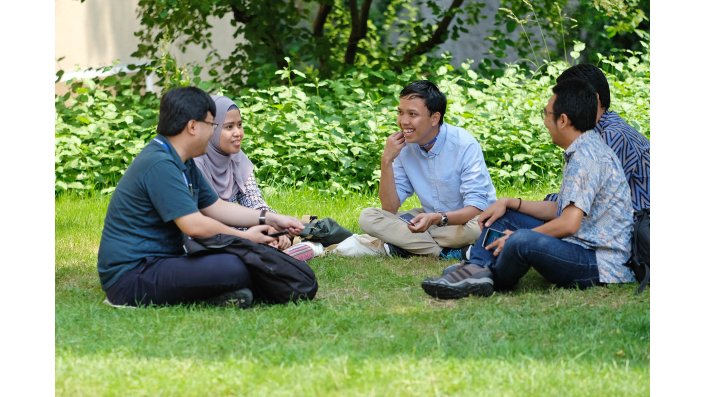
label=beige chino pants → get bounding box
[358,207,481,257]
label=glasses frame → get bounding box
[542,107,556,118]
[196,120,219,129]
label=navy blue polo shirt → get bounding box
[97,137,219,289]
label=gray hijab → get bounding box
[194,95,254,200]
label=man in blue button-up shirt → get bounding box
[359,80,496,259]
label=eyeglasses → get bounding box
[196,120,219,130]
[542,107,556,117]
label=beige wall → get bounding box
[55,0,239,85]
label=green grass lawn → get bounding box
[55,188,649,396]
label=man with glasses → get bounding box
[545,64,650,212]
[421,79,635,299]
[98,86,304,308]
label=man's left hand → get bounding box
[485,230,514,257]
[407,212,440,233]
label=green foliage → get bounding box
[55,49,650,196]
[481,0,649,76]
[132,0,487,88]
[129,0,648,88]
[55,72,159,194]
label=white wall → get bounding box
[55,0,240,86]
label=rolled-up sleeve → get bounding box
[459,143,494,211]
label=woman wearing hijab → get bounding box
[194,95,320,260]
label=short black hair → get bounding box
[551,78,598,133]
[556,64,610,111]
[399,80,447,125]
[157,87,217,137]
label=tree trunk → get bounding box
[344,0,373,65]
[313,3,333,37]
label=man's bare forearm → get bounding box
[379,158,400,213]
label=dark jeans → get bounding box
[105,253,252,306]
[468,210,600,290]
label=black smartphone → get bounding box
[482,228,505,248]
[399,213,415,225]
[267,230,289,238]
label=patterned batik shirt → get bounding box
[231,172,276,213]
[595,111,650,211]
[557,130,635,283]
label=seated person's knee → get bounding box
[358,207,381,232]
[505,228,535,248]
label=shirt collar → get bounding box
[595,111,613,134]
[153,136,188,171]
[416,124,447,158]
[563,129,595,162]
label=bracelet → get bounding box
[516,198,522,211]
[259,209,267,225]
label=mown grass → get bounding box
[56,187,649,396]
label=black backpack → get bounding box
[625,209,650,294]
[183,234,318,304]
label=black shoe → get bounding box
[384,242,413,258]
[422,264,494,299]
[207,288,254,308]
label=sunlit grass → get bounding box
[56,189,649,396]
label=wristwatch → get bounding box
[259,209,267,225]
[438,212,449,227]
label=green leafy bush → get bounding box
[55,50,649,195]
[55,73,160,194]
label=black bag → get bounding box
[299,217,353,247]
[183,234,318,304]
[625,209,650,294]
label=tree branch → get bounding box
[401,0,464,64]
[344,0,373,64]
[313,3,333,37]
[230,0,252,24]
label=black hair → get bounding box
[556,64,611,111]
[157,87,217,137]
[551,78,598,133]
[399,80,447,125]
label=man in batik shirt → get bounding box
[546,63,650,211]
[421,78,634,299]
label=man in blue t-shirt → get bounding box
[98,87,304,307]
[421,79,634,299]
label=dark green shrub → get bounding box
[55,50,649,195]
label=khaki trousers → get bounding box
[358,207,481,257]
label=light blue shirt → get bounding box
[558,130,634,283]
[393,123,496,213]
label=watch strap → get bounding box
[438,212,448,226]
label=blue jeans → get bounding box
[468,210,600,290]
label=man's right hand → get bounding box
[242,225,277,244]
[477,198,510,229]
[269,214,305,235]
[381,132,406,164]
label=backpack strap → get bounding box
[636,263,650,294]
[631,209,650,295]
